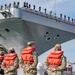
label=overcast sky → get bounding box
[0,0,75,18]
[0,0,75,70]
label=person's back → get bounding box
[20,41,38,75]
[0,45,5,75]
[0,54,4,75]
[1,48,19,75]
[44,44,66,75]
[37,62,46,75]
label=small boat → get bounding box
[64,61,72,75]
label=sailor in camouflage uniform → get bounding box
[20,41,38,75]
[1,48,19,75]
[44,44,66,75]
[0,45,5,75]
[0,45,5,55]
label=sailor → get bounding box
[0,44,5,55]
[44,44,66,75]
[20,41,38,75]
[37,62,48,75]
[0,45,5,75]
[1,48,19,75]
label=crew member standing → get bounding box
[1,48,19,75]
[0,45,5,75]
[44,44,66,75]
[37,62,48,75]
[20,41,38,75]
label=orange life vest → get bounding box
[21,47,35,64]
[4,53,19,69]
[0,56,4,68]
[47,50,63,69]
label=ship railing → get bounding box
[22,7,75,26]
[0,1,75,25]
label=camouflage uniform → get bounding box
[0,45,5,75]
[20,41,38,75]
[2,58,19,75]
[20,51,38,75]
[44,55,66,75]
[44,44,66,75]
[1,48,19,75]
[0,45,5,56]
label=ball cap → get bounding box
[8,48,14,51]
[0,44,3,49]
[27,41,34,46]
[0,51,4,55]
[0,45,4,51]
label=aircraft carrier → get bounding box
[0,2,75,75]
[0,2,75,56]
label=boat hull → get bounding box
[0,18,75,55]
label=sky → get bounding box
[0,0,75,18]
[0,0,75,70]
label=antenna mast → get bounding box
[54,0,56,15]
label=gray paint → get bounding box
[0,7,75,55]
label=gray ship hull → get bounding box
[0,18,75,55]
